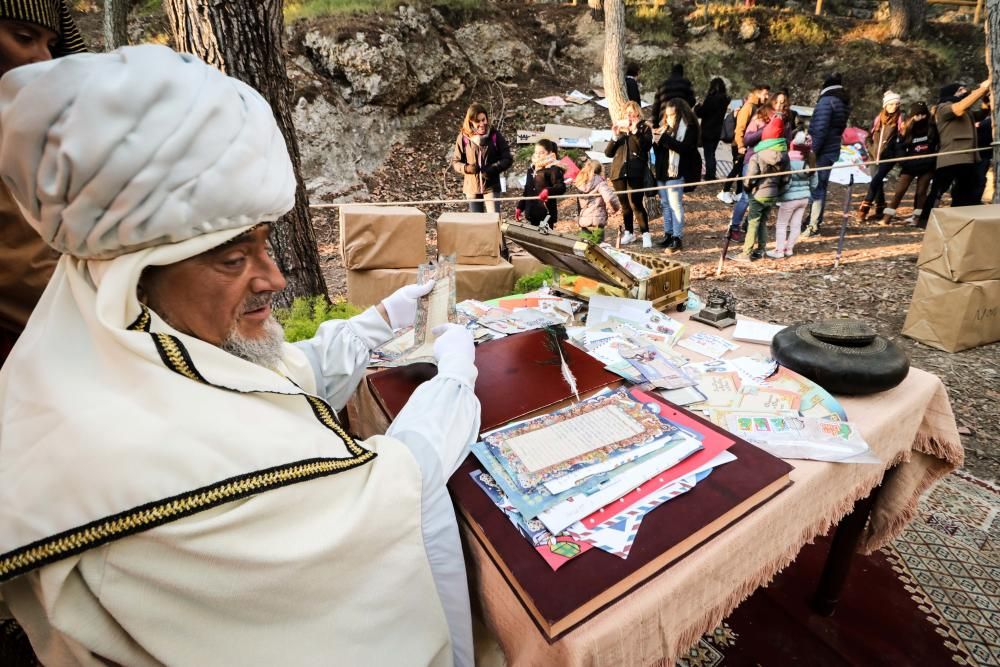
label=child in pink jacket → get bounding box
[574,160,621,242]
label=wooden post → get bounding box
[815,0,824,15]
[976,0,984,23]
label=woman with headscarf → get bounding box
[695,77,730,182]
[915,79,991,228]
[451,102,513,214]
[0,0,86,367]
[880,101,938,225]
[857,90,904,223]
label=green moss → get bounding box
[513,266,555,294]
[274,295,362,342]
[768,14,830,46]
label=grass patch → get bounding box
[284,0,481,22]
[626,0,673,42]
[769,13,830,46]
[275,295,362,342]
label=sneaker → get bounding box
[765,249,784,259]
[620,231,636,244]
[641,232,652,248]
[717,191,735,205]
[726,252,752,263]
[750,250,763,260]
[785,248,794,257]
[726,227,745,243]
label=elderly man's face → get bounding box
[140,225,287,348]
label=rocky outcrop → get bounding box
[289,5,532,198]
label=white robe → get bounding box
[1,307,480,667]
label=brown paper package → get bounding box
[509,250,547,281]
[902,270,1000,352]
[339,205,427,270]
[347,261,516,307]
[436,212,501,265]
[917,205,1000,282]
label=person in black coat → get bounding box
[802,73,851,237]
[625,62,641,104]
[653,98,701,252]
[604,101,653,246]
[516,139,566,226]
[695,77,730,182]
[651,63,697,129]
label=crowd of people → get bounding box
[451,64,995,264]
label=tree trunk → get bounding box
[602,0,629,121]
[163,0,328,306]
[103,0,130,49]
[988,0,1000,201]
[887,0,926,40]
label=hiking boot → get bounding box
[879,207,896,226]
[727,227,745,243]
[656,233,674,248]
[800,225,819,238]
[750,250,763,260]
[667,237,683,253]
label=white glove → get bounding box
[381,280,435,329]
[432,324,478,388]
[432,323,475,364]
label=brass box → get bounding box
[500,221,690,311]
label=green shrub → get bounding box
[513,266,555,294]
[275,295,362,342]
[578,227,605,245]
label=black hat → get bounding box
[821,73,842,89]
[938,82,964,102]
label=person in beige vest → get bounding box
[0,0,86,366]
[0,46,480,666]
[915,79,991,228]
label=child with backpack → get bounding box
[574,159,621,242]
[771,131,813,258]
[727,115,790,263]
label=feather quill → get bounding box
[543,325,580,402]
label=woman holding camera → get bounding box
[604,101,653,247]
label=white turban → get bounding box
[0,44,296,259]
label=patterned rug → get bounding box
[680,470,999,666]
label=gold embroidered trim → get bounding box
[0,455,374,581]
[0,306,377,582]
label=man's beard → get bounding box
[220,293,286,368]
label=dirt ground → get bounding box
[310,6,999,483]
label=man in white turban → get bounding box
[0,45,481,666]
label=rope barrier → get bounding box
[308,143,998,209]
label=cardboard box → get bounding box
[510,251,547,281]
[348,261,516,308]
[901,270,1000,352]
[918,205,1000,282]
[339,205,426,270]
[436,212,501,265]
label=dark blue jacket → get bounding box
[808,87,850,162]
